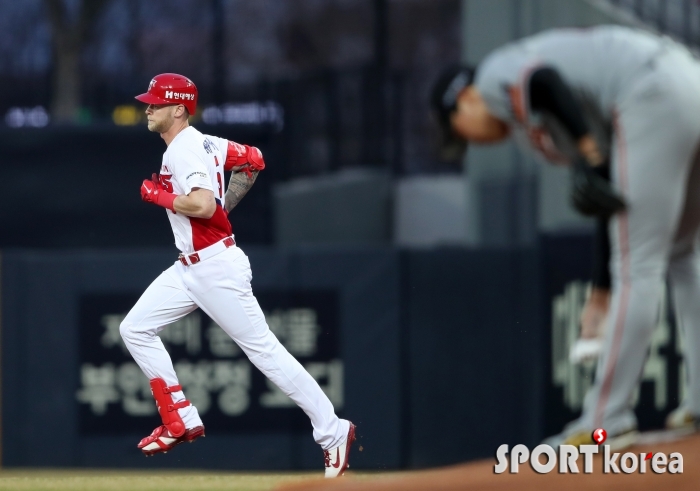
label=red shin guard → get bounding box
[150,378,190,438]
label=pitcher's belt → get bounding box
[178,236,235,266]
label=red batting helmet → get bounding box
[135,73,198,115]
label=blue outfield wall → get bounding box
[402,247,544,468]
[5,235,684,470]
[1,247,402,470]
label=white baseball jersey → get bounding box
[158,126,232,254]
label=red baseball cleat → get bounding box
[137,424,205,456]
[324,422,356,478]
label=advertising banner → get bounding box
[77,290,341,434]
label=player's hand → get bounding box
[570,286,610,363]
[140,173,161,203]
[580,287,610,339]
[577,134,605,167]
[141,173,176,211]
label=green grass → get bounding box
[0,469,324,491]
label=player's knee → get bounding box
[119,319,138,344]
[120,318,158,345]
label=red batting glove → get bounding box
[141,173,177,211]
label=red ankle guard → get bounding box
[150,378,190,438]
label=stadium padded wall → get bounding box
[0,248,402,470]
[0,246,552,470]
[402,248,544,467]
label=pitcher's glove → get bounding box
[570,157,626,218]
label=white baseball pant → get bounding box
[119,242,349,450]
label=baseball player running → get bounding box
[120,73,355,477]
[431,25,700,449]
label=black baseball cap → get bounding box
[430,65,476,161]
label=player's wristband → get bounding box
[156,191,177,211]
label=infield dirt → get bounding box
[278,432,700,491]
[3,432,697,491]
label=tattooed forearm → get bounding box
[224,170,258,213]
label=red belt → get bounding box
[179,236,235,266]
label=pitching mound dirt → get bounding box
[277,432,700,491]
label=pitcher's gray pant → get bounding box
[568,45,700,436]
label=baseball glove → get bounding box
[570,157,626,218]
